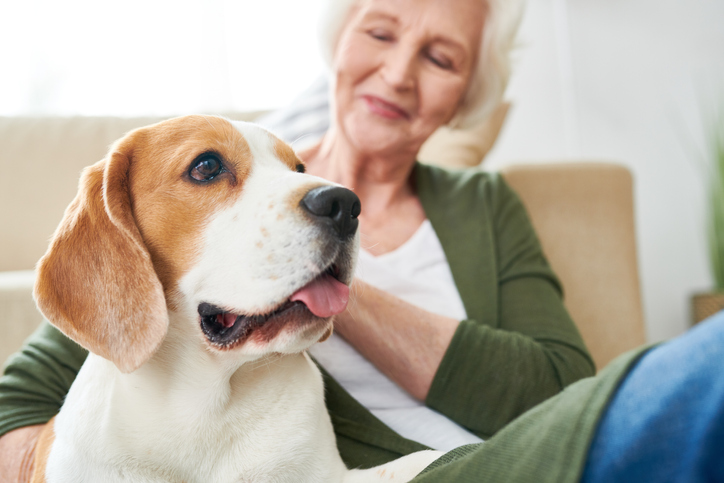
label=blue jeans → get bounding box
[582,311,724,482]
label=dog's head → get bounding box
[34,115,359,373]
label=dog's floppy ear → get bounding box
[34,135,168,373]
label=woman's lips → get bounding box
[361,95,411,120]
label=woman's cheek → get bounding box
[337,37,380,84]
[424,78,468,126]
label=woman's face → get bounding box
[332,0,485,157]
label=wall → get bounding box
[0,0,326,116]
[485,0,724,342]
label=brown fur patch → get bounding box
[30,418,55,483]
[273,138,304,172]
[33,115,255,372]
[127,116,251,307]
[286,181,329,212]
[34,154,168,373]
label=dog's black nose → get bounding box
[300,186,361,239]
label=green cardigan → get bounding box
[0,163,628,482]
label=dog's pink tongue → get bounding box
[290,273,349,318]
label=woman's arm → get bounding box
[335,168,595,438]
[428,172,596,437]
[0,322,87,477]
[0,323,86,438]
[334,274,594,438]
[426,275,596,438]
[334,280,459,401]
[0,425,44,483]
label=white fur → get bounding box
[42,120,441,482]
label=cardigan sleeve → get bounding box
[0,322,86,437]
[417,348,645,483]
[424,170,596,439]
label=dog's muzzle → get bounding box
[197,185,360,351]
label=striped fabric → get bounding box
[256,75,331,150]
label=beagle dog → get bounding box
[30,116,441,482]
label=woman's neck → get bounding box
[298,127,427,256]
[301,126,417,215]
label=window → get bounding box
[0,0,326,116]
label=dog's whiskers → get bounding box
[290,133,315,150]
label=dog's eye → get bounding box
[295,164,305,174]
[190,153,224,182]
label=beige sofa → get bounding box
[0,114,645,371]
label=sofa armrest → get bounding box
[501,162,646,369]
[0,271,44,368]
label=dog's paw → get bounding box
[343,450,443,482]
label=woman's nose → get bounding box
[380,44,416,91]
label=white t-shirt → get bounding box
[309,220,484,451]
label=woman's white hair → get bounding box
[318,0,525,129]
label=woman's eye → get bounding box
[368,29,392,41]
[189,154,224,181]
[427,52,453,70]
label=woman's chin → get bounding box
[343,116,423,160]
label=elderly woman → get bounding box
[296,0,595,451]
[0,0,601,479]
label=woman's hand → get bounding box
[0,425,44,483]
[333,279,459,401]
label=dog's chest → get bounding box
[47,352,347,483]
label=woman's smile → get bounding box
[360,94,411,120]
